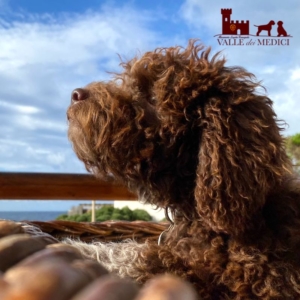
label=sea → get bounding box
[0,211,66,222]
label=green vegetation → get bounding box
[57,133,300,223]
[286,133,300,174]
[56,205,152,222]
[291,133,300,146]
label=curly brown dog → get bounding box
[67,40,300,299]
[254,20,275,36]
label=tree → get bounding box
[120,206,134,221]
[132,209,152,221]
[96,205,114,221]
[285,133,300,174]
[56,205,152,222]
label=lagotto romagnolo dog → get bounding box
[65,40,300,299]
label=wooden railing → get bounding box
[0,172,137,201]
[0,172,166,243]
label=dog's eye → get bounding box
[148,96,156,105]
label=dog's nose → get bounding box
[71,88,89,102]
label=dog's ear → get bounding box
[194,73,291,236]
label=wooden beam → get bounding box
[0,173,137,200]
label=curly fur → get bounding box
[63,239,147,279]
[67,40,300,299]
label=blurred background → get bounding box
[0,0,299,218]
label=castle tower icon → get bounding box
[221,9,249,35]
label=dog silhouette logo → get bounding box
[215,9,292,46]
[254,20,275,36]
[254,20,290,37]
[277,21,288,37]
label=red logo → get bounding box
[221,9,249,35]
[215,9,292,46]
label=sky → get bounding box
[0,0,299,211]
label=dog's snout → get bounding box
[71,88,89,102]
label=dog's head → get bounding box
[277,21,283,26]
[67,40,291,235]
[270,20,275,26]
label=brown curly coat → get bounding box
[67,40,300,299]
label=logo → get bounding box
[214,9,292,46]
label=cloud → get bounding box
[180,0,300,135]
[0,3,161,173]
[0,101,40,114]
[273,67,300,132]
[0,0,299,178]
